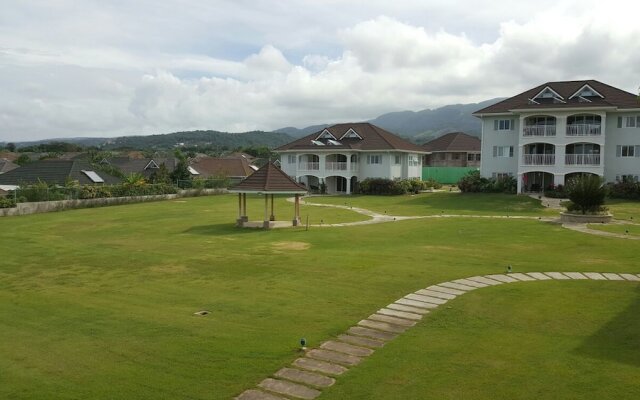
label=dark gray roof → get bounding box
[0,159,19,174]
[0,160,121,186]
[422,132,480,152]
[103,157,177,178]
[230,162,307,193]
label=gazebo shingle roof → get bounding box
[229,162,307,194]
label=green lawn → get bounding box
[307,192,556,217]
[588,223,640,237]
[606,198,640,221]
[0,193,639,399]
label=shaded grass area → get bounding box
[588,223,640,237]
[0,194,639,398]
[323,282,640,400]
[307,192,555,217]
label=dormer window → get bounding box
[340,128,363,140]
[316,129,337,140]
[569,84,604,100]
[532,86,565,103]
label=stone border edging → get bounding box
[235,271,640,399]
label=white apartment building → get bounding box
[473,80,640,193]
[275,123,426,194]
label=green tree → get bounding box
[565,174,607,214]
[150,163,171,184]
[170,150,191,184]
[6,142,16,152]
[15,154,31,166]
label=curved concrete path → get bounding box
[236,271,640,399]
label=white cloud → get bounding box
[1,1,640,141]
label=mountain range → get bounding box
[5,98,503,149]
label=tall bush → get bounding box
[565,175,607,214]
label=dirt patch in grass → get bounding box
[272,241,310,251]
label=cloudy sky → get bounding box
[1,0,639,141]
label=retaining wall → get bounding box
[0,188,227,217]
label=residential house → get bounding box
[275,122,427,194]
[473,80,640,193]
[189,156,256,184]
[0,160,121,186]
[0,159,19,174]
[422,132,481,167]
[101,157,177,180]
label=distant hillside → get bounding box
[277,98,504,142]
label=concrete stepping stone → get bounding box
[368,313,417,327]
[320,341,374,357]
[485,274,519,283]
[426,285,466,295]
[236,389,287,400]
[358,319,407,333]
[507,273,536,281]
[526,272,552,280]
[307,349,362,366]
[395,298,439,309]
[465,276,504,286]
[545,272,570,280]
[258,378,321,400]
[564,272,588,280]
[620,273,640,281]
[274,367,335,388]
[602,273,624,280]
[377,308,423,321]
[438,281,477,291]
[387,303,430,314]
[405,293,448,305]
[348,326,397,341]
[337,334,385,348]
[584,272,606,280]
[415,289,456,300]
[453,278,489,288]
[293,358,347,376]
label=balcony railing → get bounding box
[522,154,556,165]
[523,125,556,136]
[565,154,601,166]
[566,124,601,136]
[298,162,319,171]
[325,162,347,171]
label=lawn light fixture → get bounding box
[507,265,512,273]
[300,338,307,350]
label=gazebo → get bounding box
[228,161,308,229]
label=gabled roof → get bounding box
[0,160,121,186]
[275,122,426,153]
[229,162,307,194]
[189,156,255,178]
[474,80,640,115]
[422,132,481,152]
[0,159,19,174]
[103,157,177,178]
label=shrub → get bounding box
[457,171,516,194]
[0,197,16,208]
[565,175,607,214]
[544,184,566,198]
[356,178,427,195]
[607,180,640,200]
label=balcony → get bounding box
[565,154,601,166]
[522,154,555,166]
[566,124,601,136]
[298,162,319,171]
[523,125,556,137]
[325,162,347,171]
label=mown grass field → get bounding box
[0,193,639,399]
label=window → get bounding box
[616,116,640,128]
[452,153,460,160]
[617,175,639,183]
[408,155,419,166]
[492,172,513,180]
[494,119,515,131]
[616,145,640,157]
[367,154,381,164]
[394,155,401,164]
[476,154,481,161]
[492,146,514,158]
[467,153,474,161]
[288,155,296,164]
[437,153,446,160]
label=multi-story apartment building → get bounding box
[275,122,426,194]
[473,80,640,193]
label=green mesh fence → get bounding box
[422,167,478,184]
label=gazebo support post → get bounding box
[293,194,301,226]
[236,193,243,227]
[263,194,270,229]
[270,194,275,221]
[241,193,248,222]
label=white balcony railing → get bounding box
[522,154,556,165]
[566,124,601,136]
[565,154,601,165]
[523,125,556,136]
[298,162,319,171]
[325,162,347,171]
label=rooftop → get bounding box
[422,132,480,153]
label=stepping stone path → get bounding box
[235,271,640,399]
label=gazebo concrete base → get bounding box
[239,220,294,229]
[560,212,613,223]
[292,217,301,226]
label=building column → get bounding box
[517,173,523,194]
[346,177,351,194]
[554,174,565,187]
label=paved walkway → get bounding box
[235,271,640,399]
